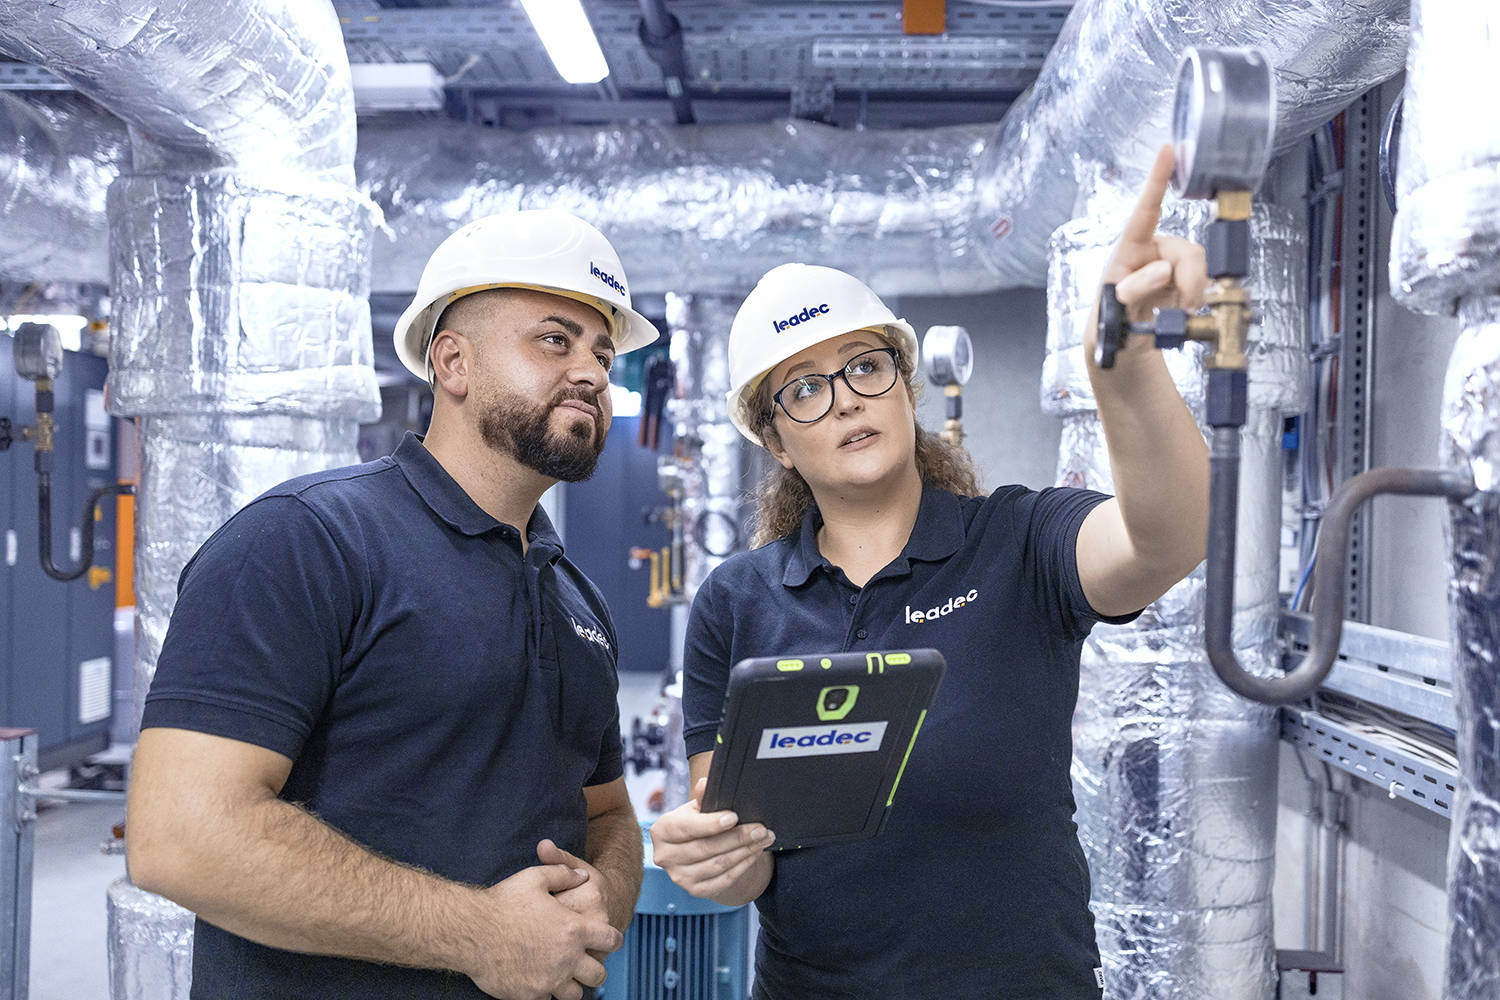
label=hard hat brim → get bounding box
[394,283,662,381]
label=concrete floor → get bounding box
[22,669,672,1000]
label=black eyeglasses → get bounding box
[771,347,901,424]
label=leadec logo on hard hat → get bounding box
[772,303,830,334]
[589,261,626,296]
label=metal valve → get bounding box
[1095,288,1192,369]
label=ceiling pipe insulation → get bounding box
[2,1,1409,296]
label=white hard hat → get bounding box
[393,209,661,381]
[725,263,918,445]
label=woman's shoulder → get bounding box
[702,535,799,589]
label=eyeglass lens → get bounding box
[777,349,898,423]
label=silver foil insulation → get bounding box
[106,175,380,420]
[979,0,1409,289]
[1391,1,1500,317]
[360,119,996,297]
[665,293,744,595]
[1440,301,1500,1000]
[0,93,119,282]
[0,6,378,996]
[2,0,1410,293]
[1397,4,1500,994]
[1045,200,1306,1000]
[0,0,356,181]
[106,879,194,1000]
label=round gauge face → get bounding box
[949,330,974,385]
[1171,52,1205,196]
[1168,47,1275,199]
[921,325,974,386]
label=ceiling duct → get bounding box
[4,2,1409,295]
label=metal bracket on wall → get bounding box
[1280,610,1454,729]
[2,730,39,1000]
[1338,89,1381,622]
[1281,707,1456,819]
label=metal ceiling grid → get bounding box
[335,2,1066,93]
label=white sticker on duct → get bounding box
[5,529,15,567]
[79,656,111,724]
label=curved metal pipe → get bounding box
[1207,435,1475,704]
[37,476,134,583]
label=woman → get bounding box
[650,147,1209,998]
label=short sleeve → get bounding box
[681,573,734,758]
[1015,486,1142,638]
[140,494,357,760]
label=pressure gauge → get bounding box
[1171,47,1276,199]
[921,325,973,387]
[12,322,63,382]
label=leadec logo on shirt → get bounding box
[570,616,612,654]
[903,588,978,624]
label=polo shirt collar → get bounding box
[393,433,564,557]
[780,483,967,588]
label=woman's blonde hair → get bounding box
[745,332,983,547]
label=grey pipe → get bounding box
[1206,450,1475,703]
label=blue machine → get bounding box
[602,824,753,1000]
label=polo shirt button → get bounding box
[856,628,868,640]
[848,595,857,606]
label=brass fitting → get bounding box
[1215,190,1253,222]
[1201,279,1252,371]
[942,384,964,448]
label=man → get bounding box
[127,209,658,1000]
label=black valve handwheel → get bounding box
[1096,283,1128,369]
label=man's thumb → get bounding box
[537,862,589,894]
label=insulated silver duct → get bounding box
[360,120,994,297]
[1,5,377,998]
[978,0,1411,288]
[1392,4,1500,998]
[0,93,118,281]
[1046,198,1306,1000]
[0,0,356,181]
[659,293,744,813]
[665,293,744,595]
[1441,296,1500,1000]
[106,879,194,999]
[1390,1,1500,316]
[3,3,1410,293]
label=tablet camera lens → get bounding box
[824,689,847,711]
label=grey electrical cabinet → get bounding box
[2,345,118,772]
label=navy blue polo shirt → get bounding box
[142,432,624,1000]
[682,484,1137,1000]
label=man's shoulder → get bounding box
[256,455,402,510]
[193,457,404,567]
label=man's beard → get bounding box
[478,385,606,482]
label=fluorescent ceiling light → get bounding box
[518,0,610,85]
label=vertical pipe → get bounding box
[1440,295,1500,1000]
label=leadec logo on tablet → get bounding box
[756,722,888,759]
